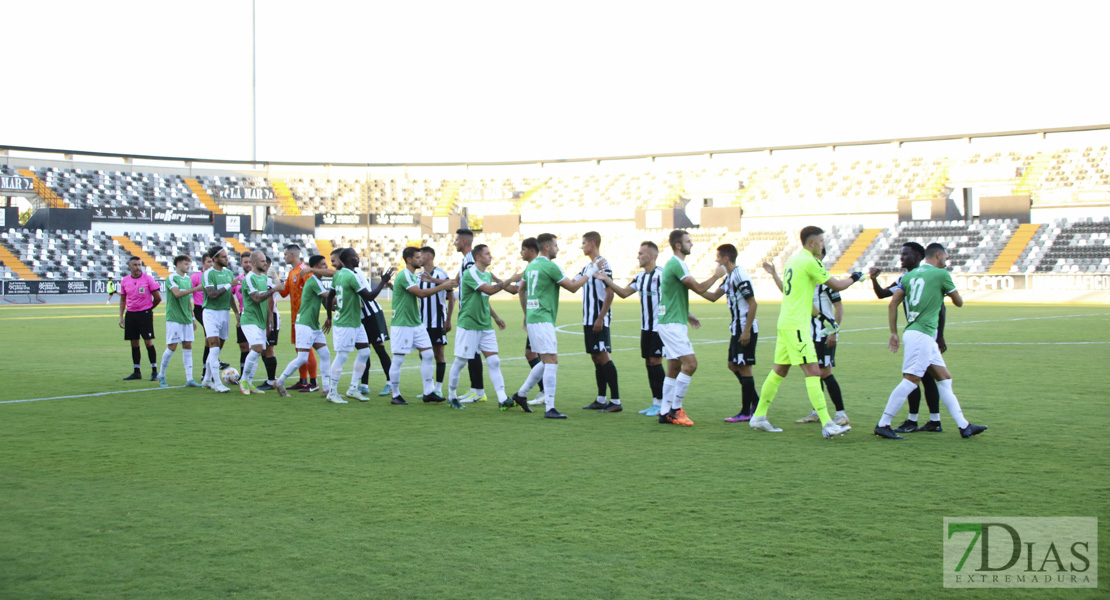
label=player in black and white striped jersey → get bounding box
[419,246,452,397]
[698,244,760,422]
[574,231,621,412]
[593,240,665,416]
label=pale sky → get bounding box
[4,0,1108,164]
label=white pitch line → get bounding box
[5,312,1107,405]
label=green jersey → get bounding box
[241,272,271,328]
[296,274,327,331]
[332,268,365,328]
[202,267,236,311]
[777,248,830,331]
[166,274,193,325]
[524,256,566,325]
[458,266,492,331]
[391,268,422,327]
[658,256,692,325]
[900,264,956,337]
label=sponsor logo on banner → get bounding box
[955,275,1020,291]
[0,175,34,192]
[92,207,210,223]
[374,213,415,225]
[320,213,364,226]
[225,215,241,233]
[152,209,211,224]
[1031,274,1110,291]
[5,280,34,295]
[218,187,275,201]
[944,517,1097,588]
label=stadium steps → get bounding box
[1014,152,1049,195]
[915,164,950,200]
[988,223,1041,274]
[271,180,301,216]
[224,237,250,255]
[17,169,69,209]
[314,238,334,258]
[111,236,170,277]
[433,181,460,217]
[832,228,882,272]
[184,178,224,214]
[514,183,544,213]
[0,240,40,280]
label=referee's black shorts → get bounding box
[124,309,155,341]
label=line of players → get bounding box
[139,226,985,438]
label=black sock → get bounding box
[374,344,391,378]
[528,357,544,392]
[240,350,249,372]
[361,358,371,385]
[467,355,484,390]
[823,374,844,411]
[310,378,317,386]
[263,356,277,381]
[921,375,941,416]
[906,387,921,417]
[436,361,446,384]
[594,363,606,397]
[647,363,665,400]
[602,360,619,400]
[131,346,141,371]
[147,345,158,372]
[202,346,210,376]
[740,376,758,415]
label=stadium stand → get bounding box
[24,167,203,212]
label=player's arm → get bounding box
[322,289,336,334]
[681,265,725,295]
[247,280,280,304]
[118,291,126,328]
[887,288,905,353]
[409,277,457,298]
[698,282,726,302]
[204,274,229,299]
[357,267,396,303]
[593,285,614,333]
[823,272,863,292]
[266,294,275,332]
[826,297,843,347]
[169,282,194,298]
[762,261,784,292]
[936,304,947,353]
[869,267,896,299]
[592,271,637,298]
[558,272,592,292]
[946,288,963,308]
[150,286,161,310]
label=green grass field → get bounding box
[1,299,1107,599]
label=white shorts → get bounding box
[391,325,432,355]
[453,327,499,359]
[901,329,946,377]
[202,309,230,341]
[165,321,195,345]
[658,322,694,359]
[333,325,369,352]
[294,324,327,350]
[525,322,558,355]
[241,323,269,349]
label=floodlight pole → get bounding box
[251,0,257,163]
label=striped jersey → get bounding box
[419,266,449,329]
[723,266,758,336]
[811,284,840,342]
[355,270,382,319]
[628,267,661,331]
[578,256,613,327]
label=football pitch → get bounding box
[1,299,1107,599]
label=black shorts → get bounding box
[363,312,390,344]
[728,331,758,366]
[640,330,663,359]
[584,326,612,354]
[267,327,280,347]
[236,325,247,344]
[193,304,204,324]
[815,339,836,368]
[427,326,447,346]
[124,309,155,341]
[525,335,532,352]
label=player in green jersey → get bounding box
[650,230,723,427]
[749,226,862,438]
[506,233,593,419]
[386,246,457,405]
[157,255,204,388]
[445,244,520,409]
[239,251,284,395]
[201,245,241,392]
[275,255,334,397]
[323,248,396,404]
[875,243,987,439]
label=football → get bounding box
[220,367,240,386]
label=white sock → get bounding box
[434,380,443,395]
[207,346,222,383]
[652,397,661,407]
[331,350,349,392]
[419,349,435,395]
[448,356,466,399]
[542,363,558,410]
[389,354,405,397]
[879,379,918,427]
[673,372,692,410]
[597,395,607,404]
[350,347,371,391]
[159,349,174,377]
[182,348,193,381]
[486,354,508,402]
[314,346,331,390]
[660,376,676,414]
[929,413,941,422]
[244,350,261,383]
[518,361,545,397]
[907,413,919,422]
[936,379,969,429]
[278,351,310,386]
